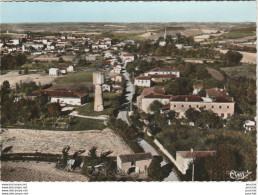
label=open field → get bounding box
[47,82,94,92]
[221,64,256,79]
[30,55,75,62]
[0,71,56,88]
[55,72,93,84]
[1,161,88,182]
[216,49,256,64]
[1,128,133,156]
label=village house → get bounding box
[120,53,135,64]
[34,90,88,105]
[102,84,111,92]
[49,68,59,76]
[176,149,216,174]
[137,86,171,113]
[170,88,235,119]
[135,76,152,87]
[144,67,180,77]
[193,84,204,95]
[110,73,122,83]
[86,55,97,61]
[243,120,256,132]
[117,153,153,174]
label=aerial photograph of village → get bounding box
[0,2,256,182]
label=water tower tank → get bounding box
[93,72,104,85]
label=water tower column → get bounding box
[93,72,104,112]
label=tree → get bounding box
[148,158,163,181]
[58,57,65,63]
[24,67,29,75]
[88,146,98,159]
[149,100,163,113]
[225,50,243,65]
[48,103,61,116]
[185,107,200,125]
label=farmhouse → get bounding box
[135,76,151,87]
[117,153,153,174]
[137,86,171,113]
[144,67,180,77]
[170,90,235,119]
[34,90,88,105]
[176,149,216,174]
[121,53,135,64]
[49,68,59,76]
[110,74,122,83]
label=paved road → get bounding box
[117,63,179,181]
[69,111,108,120]
[138,140,179,181]
[117,65,134,124]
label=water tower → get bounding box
[93,72,104,112]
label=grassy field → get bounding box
[22,61,70,70]
[76,92,119,116]
[221,64,256,79]
[68,117,106,130]
[223,32,255,39]
[55,72,93,84]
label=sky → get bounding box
[1,1,256,23]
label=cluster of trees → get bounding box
[226,76,256,116]
[183,139,256,181]
[1,80,62,127]
[224,50,243,65]
[108,117,143,153]
[223,45,256,53]
[1,53,27,70]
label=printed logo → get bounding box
[227,170,252,180]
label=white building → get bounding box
[121,53,135,64]
[176,149,216,174]
[243,120,256,132]
[34,90,88,106]
[144,67,180,77]
[135,76,151,87]
[67,65,74,72]
[49,68,59,76]
[117,153,153,174]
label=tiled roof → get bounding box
[34,90,88,98]
[135,76,151,80]
[193,84,204,89]
[144,93,171,99]
[142,86,166,97]
[119,153,153,163]
[206,88,233,102]
[145,67,179,73]
[177,150,216,159]
[150,74,177,78]
[170,95,203,102]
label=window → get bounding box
[174,105,176,108]
[189,105,191,108]
[227,106,229,109]
[204,105,206,108]
[212,106,214,108]
[182,105,184,108]
[221,113,224,117]
[131,161,136,166]
[196,105,199,108]
[219,106,222,109]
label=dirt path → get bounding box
[1,161,88,182]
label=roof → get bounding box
[144,93,171,99]
[145,67,179,73]
[206,88,233,102]
[122,53,135,56]
[135,76,151,80]
[34,90,88,98]
[119,153,153,163]
[150,74,177,79]
[194,84,204,89]
[141,86,166,97]
[177,150,216,159]
[171,95,203,102]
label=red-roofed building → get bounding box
[34,90,88,105]
[176,149,216,174]
[137,86,171,113]
[170,93,234,119]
